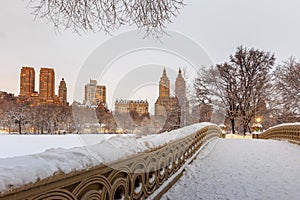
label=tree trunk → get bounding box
[18,120,22,134]
[230,118,235,134]
[248,125,252,134]
[243,121,247,135]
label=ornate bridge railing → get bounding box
[253,123,300,144]
[0,125,222,200]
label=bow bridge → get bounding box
[0,124,299,200]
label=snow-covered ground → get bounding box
[224,133,252,139]
[162,139,300,200]
[0,122,217,193]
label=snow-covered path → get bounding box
[162,139,300,200]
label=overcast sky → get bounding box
[1,0,300,112]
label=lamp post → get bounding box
[252,116,263,133]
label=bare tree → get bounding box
[72,102,99,133]
[96,102,110,129]
[194,65,238,133]
[230,46,275,134]
[28,0,185,37]
[194,46,275,134]
[160,101,180,132]
[6,102,30,134]
[56,105,73,133]
[114,112,136,133]
[96,102,117,133]
[271,57,300,123]
[275,57,300,109]
[114,110,151,134]
[0,101,17,133]
[217,63,240,134]
[0,97,74,134]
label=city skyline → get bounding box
[0,66,189,115]
[0,66,192,114]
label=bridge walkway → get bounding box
[162,138,300,200]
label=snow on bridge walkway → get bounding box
[162,138,300,200]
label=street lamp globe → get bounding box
[255,117,262,123]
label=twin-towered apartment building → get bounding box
[19,67,68,106]
[155,68,189,127]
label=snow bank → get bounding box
[0,123,219,193]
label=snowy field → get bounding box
[162,139,300,200]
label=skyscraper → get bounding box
[39,68,55,101]
[155,68,179,117]
[95,85,106,104]
[20,67,35,98]
[159,68,170,98]
[58,78,67,105]
[175,68,186,99]
[155,68,184,131]
[175,68,189,126]
[84,79,106,106]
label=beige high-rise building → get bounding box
[84,79,106,106]
[58,78,67,105]
[20,67,35,98]
[175,68,189,126]
[39,68,55,101]
[159,68,170,98]
[175,69,186,100]
[18,66,67,106]
[155,68,179,116]
[155,68,181,131]
[95,85,106,105]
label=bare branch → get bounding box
[27,0,186,38]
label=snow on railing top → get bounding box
[0,122,218,193]
[267,122,300,130]
[255,122,300,142]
